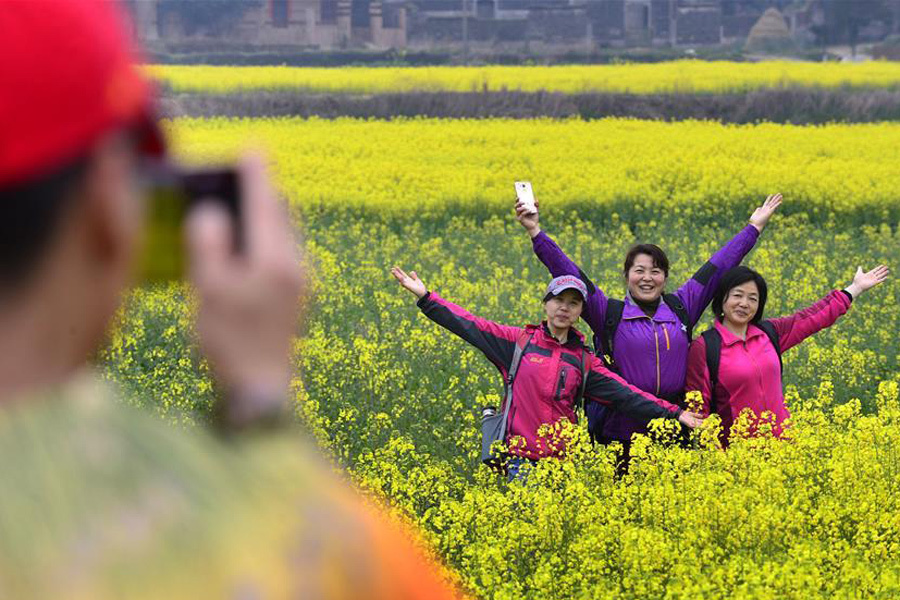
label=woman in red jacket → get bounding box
[686,264,889,443]
[391,267,703,480]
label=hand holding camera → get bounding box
[514,181,541,237]
[186,154,306,430]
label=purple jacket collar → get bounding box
[622,292,678,324]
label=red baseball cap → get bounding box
[0,0,163,189]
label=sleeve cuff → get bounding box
[840,289,854,303]
[531,230,549,246]
[674,408,684,420]
[416,291,432,308]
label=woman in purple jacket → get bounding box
[391,267,703,480]
[515,194,782,464]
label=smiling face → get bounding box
[626,253,667,304]
[544,289,583,331]
[722,280,760,328]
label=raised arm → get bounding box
[391,267,521,373]
[515,199,608,335]
[685,338,713,417]
[676,194,781,324]
[770,265,889,352]
[584,356,703,429]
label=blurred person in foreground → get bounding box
[0,2,463,599]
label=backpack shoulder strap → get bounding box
[701,327,722,415]
[577,268,597,296]
[598,299,625,369]
[757,320,784,374]
[573,348,591,412]
[506,330,533,386]
[663,293,693,341]
[498,331,534,440]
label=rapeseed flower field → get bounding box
[104,115,900,598]
[149,61,900,95]
[164,117,900,220]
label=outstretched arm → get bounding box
[391,267,521,374]
[770,265,889,352]
[677,194,782,324]
[584,356,704,429]
[515,198,608,335]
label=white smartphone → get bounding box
[515,181,537,215]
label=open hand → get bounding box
[678,411,705,429]
[391,266,427,299]
[515,198,541,237]
[846,265,890,299]
[749,193,783,232]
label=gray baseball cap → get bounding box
[543,275,588,302]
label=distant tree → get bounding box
[158,0,263,36]
[816,0,893,53]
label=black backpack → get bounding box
[701,321,783,415]
[596,294,693,371]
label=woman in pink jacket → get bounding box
[391,267,703,480]
[686,264,889,443]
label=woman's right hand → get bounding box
[678,410,705,429]
[391,267,427,299]
[748,193,783,232]
[515,198,541,238]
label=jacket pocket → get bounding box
[554,368,567,402]
[554,366,580,403]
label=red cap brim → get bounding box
[136,114,166,159]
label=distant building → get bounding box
[405,0,590,47]
[129,0,407,49]
[783,0,825,44]
[126,0,891,54]
[405,0,727,48]
[586,0,721,47]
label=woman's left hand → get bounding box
[845,265,890,299]
[678,411,704,429]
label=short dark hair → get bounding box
[0,156,88,289]
[711,266,768,324]
[623,244,670,277]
